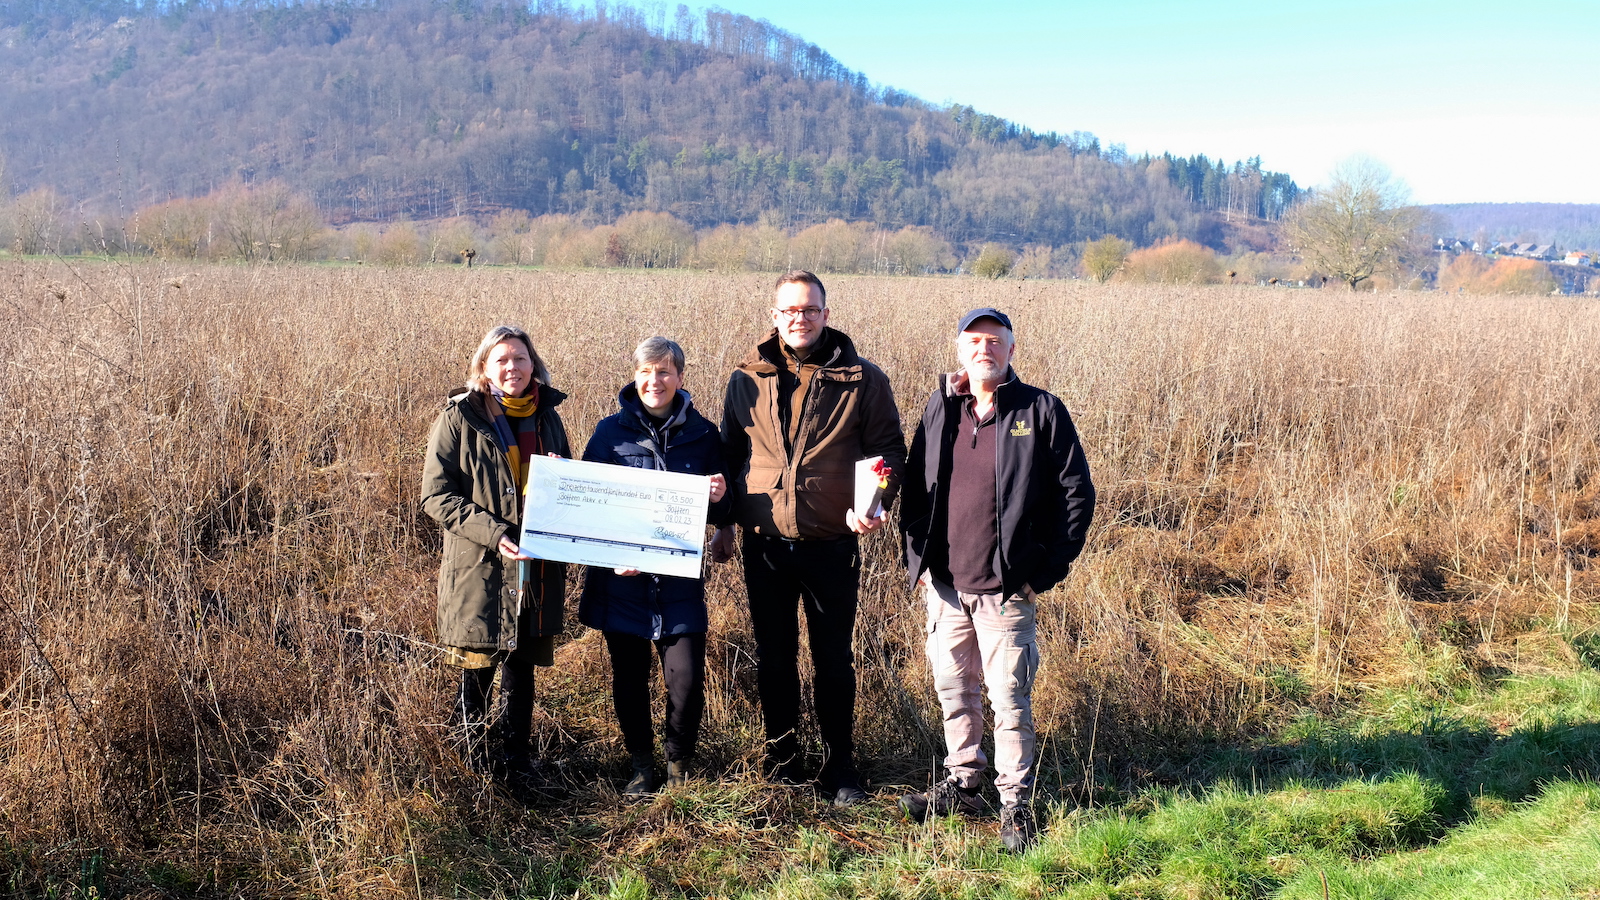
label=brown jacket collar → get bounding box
[739,327,861,374]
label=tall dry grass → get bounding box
[2,260,1597,894]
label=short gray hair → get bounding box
[632,336,685,374]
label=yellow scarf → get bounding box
[494,392,539,490]
[500,394,537,417]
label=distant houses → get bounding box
[1435,238,1592,265]
[1489,241,1556,260]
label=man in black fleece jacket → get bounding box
[897,307,1095,852]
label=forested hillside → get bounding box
[0,0,1297,249]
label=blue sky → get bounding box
[700,0,1600,204]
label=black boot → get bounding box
[665,759,690,790]
[819,760,868,807]
[624,753,656,797]
[453,668,494,776]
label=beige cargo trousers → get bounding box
[922,574,1039,806]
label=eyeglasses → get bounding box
[773,306,824,321]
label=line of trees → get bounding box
[105,182,1290,282]
[0,179,1225,280]
[1438,255,1557,295]
[100,181,966,273]
[1153,153,1301,222]
[6,171,1577,294]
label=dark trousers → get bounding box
[603,630,707,762]
[456,650,535,760]
[742,532,860,777]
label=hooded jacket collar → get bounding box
[618,383,691,433]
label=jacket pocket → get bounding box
[443,538,490,575]
[746,466,784,490]
[815,367,864,384]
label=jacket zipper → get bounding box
[993,397,1009,602]
[783,354,829,524]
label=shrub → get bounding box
[1221,250,1293,286]
[1438,253,1493,292]
[1012,243,1057,278]
[970,243,1014,278]
[691,223,756,271]
[1440,255,1556,295]
[374,222,422,265]
[884,226,952,275]
[7,187,67,255]
[426,217,479,264]
[544,223,611,268]
[211,180,326,262]
[522,214,585,266]
[1081,235,1131,282]
[486,209,533,265]
[1118,238,1220,284]
[1478,258,1556,295]
[130,196,217,259]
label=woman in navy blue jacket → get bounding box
[580,337,733,795]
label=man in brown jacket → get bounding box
[713,270,906,806]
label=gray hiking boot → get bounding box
[999,802,1037,852]
[899,777,988,822]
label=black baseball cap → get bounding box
[957,307,1013,333]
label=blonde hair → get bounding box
[466,325,551,393]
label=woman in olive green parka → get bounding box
[422,324,571,782]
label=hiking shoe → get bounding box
[999,802,1037,853]
[899,777,987,822]
[825,772,869,808]
[818,760,869,807]
[665,759,690,790]
[623,754,656,798]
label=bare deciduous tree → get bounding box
[10,188,65,256]
[215,181,326,262]
[1282,159,1421,291]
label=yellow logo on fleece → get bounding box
[1008,420,1032,437]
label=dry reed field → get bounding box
[3,260,1598,896]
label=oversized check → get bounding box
[518,456,711,579]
